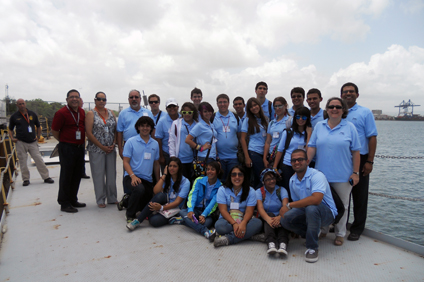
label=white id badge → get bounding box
[273,132,279,138]
[262,131,267,137]
[143,112,148,117]
[104,125,109,133]
[230,202,239,210]
[170,192,177,199]
[213,137,218,143]
[76,130,81,140]
[28,126,32,133]
[144,152,152,160]
[223,126,230,133]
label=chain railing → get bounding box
[0,129,18,218]
[375,155,424,159]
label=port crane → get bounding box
[395,99,420,117]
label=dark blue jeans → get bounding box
[248,150,265,189]
[281,202,334,250]
[215,217,262,245]
[180,208,213,235]
[219,158,240,183]
[136,192,171,227]
[125,176,154,218]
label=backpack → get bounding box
[278,128,294,168]
[255,186,282,218]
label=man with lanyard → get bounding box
[306,88,324,128]
[341,82,378,242]
[52,89,86,213]
[280,149,337,263]
[155,98,180,172]
[288,87,306,116]
[233,96,246,124]
[255,81,275,121]
[9,99,54,186]
[116,89,155,197]
[213,94,241,181]
[148,94,167,125]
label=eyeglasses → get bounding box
[342,90,355,94]
[149,100,159,104]
[273,105,284,109]
[328,105,343,110]
[231,172,244,177]
[68,96,80,100]
[264,177,276,182]
[129,96,140,99]
[181,111,193,115]
[290,158,306,163]
[96,98,107,102]
[291,95,303,99]
[295,115,307,120]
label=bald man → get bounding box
[9,99,54,186]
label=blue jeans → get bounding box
[248,150,265,189]
[281,202,334,250]
[215,217,262,245]
[180,208,213,235]
[219,158,239,183]
[136,192,169,227]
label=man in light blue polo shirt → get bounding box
[280,149,337,263]
[148,94,167,125]
[155,98,180,172]
[306,88,324,128]
[341,82,378,242]
[123,116,160,222]
[233,96,246,123]
[288,87,306,116]
[255,81,275,121]
[213,94,241,181]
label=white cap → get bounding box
[166,98,178,107]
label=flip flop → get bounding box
[98,204,106,208]
[334,236,344,246]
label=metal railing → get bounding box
[0,129,18,219]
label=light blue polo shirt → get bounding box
[346,104,378,155]
[123,135,159,182]
[153,110,167,125]
[256,186,288,216]
[308,119,361,182]
[262,98,275,121]
[311,108,325,128]
[289,167,338,219]
[189,119,217,159]
[267,115,289,154]
[277,130,307,166]
[164,176,190,208]
[216,186,257,217]
[288,107,296,116]
[117,107,155,141]
[240,112,247,124]
[155,114,181,154]
[178,120,197,163]
[213,111,240,160]
[241,117,267,155]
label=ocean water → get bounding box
[362,120,424,246]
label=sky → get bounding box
[1,0,424,116]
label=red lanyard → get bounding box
[20,111,30,124]
[94,107,108,125]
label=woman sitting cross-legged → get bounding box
[126,157,190,231]
[256,168,290,256]
[213,165,262,247]
[180,161,222,241]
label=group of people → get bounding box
[9,81,377,263]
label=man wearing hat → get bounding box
[155,98,181,172]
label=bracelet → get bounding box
[200,146,204,152]
[353,172,359,175]
[196,144,201,150]
[160,205,164,212]
[366,161,374,165]
[231,222,237,226]
[129,174,135,177]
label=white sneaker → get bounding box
[267,242,277,255]
[277,242,288,255]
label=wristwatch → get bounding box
[286,203,292,210]
[353,172,359,175]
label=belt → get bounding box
[60,142,84,148]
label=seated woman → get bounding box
[180,161,222,240]
[213,165,262,247]
[126,157,190,231]
[256,168,290,255]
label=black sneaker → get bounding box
[44,178,54,184]
[81,174,90,179]
[348,233,360,241]
[23,180,30,186]
[71,202,86,208]
[61,206,78,213]
[117,194,129,211]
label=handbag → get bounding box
[229,209,244,224]
[193,128,214,178]
[158,193,181,218]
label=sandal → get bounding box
[334,236,344,246]
[98,204,106,208]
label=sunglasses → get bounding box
[149,100,159,104]
[273,105,284,109]
[290,158,306,163]
[181,111,193,115]
[129,96,140,99]
[342,90,355,94]
[295,115,307,120]
[231,172,244,177]
[96,98,106,102]
[328,105,343,110]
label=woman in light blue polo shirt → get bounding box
[126,157,190,231]
[273,107,312,199]
[185,102,217,163]
[213,165,262,247]
[263,97,290,168]
[241,98,269,189]
[307,97,360,247]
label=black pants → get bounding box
[262,212,290,245]
[57,142,85,208]
[124,175,154,218]
[348,154,370,235]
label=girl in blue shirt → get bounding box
[273,107,312,199]
[214,165,262,247]
[241,98,269,189]
[263,97,290,168]
[126,157,190,231]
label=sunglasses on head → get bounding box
[328,105,343,110]
[181,111,193,115]
[295,115,307,120]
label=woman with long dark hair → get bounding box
[126,157,190,230]
[213,165,262,247]
[240,98,268,189]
